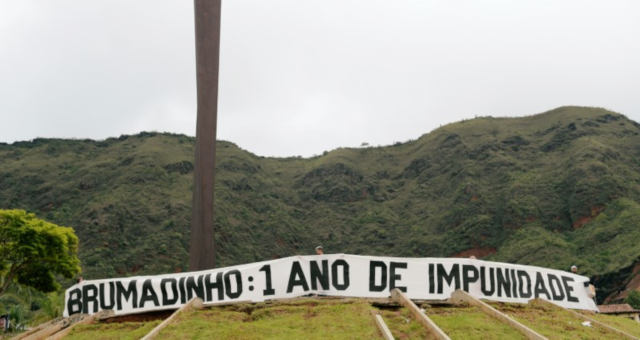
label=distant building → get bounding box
[598,304,640,322]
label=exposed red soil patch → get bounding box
[129,264,143,273]
[572,216,593,229]
[572,205,605,229]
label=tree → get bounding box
[0,209,81,295]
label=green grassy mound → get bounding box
[156,299,380,339]
[46,298,640,339]
[491,300,629,339]
[378,307,432,339]
[64,320,161,340]
[584,312,640,338]
[428,305,525,339]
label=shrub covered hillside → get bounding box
[1,106,639,301]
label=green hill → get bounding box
[2,106,640,301]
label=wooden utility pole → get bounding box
[190,0,221,270]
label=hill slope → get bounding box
[2,106,640,301]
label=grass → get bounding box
[34,297,640,339]
[427,305,525,339]
[582,312,640,337]
[64,320,161,340]
[377,307,432,339]
[491,300,620,339]
[156,299,381,339]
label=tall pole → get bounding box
[190,0,221,270]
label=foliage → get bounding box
[625,290,640,309]
[1,106,640,301]
[0,209,81,295]
[0,286,65,332]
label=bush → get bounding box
[625,290,640,309]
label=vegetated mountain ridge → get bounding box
[1,106,639,303]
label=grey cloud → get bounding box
[1,0,638,156]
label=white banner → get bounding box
[64,254,597,316]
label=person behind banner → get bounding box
[587,284,596,299]
[315,245,324,255]
[571,265,597,301]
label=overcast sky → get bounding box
[1,1,638,157]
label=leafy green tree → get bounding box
[626,290,640,309]
[0,209,81,295]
